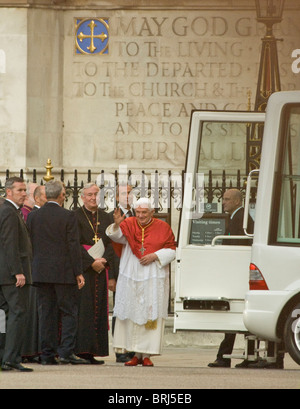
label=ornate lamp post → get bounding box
[254,0,285,112]
[247,0,285,173]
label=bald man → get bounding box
[208,189,254,368]
[223,189,253,246]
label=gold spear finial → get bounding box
[44,159,54,182]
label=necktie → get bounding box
[18,208,25,221]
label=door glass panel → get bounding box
[277,106,300,244]
[189,120,262,245]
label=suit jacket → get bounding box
[108,207,135,281]
[225,207,254,246]
[27,202,83,285]
[0,200,32,285]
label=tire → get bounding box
[284,303,300,366]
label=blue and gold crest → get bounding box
[75,18,109,55]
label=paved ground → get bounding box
[0,347,299,390]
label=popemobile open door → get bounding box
[174,110,265,333]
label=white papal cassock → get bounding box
[106,224,176,355]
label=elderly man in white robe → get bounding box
[106,198,176,367]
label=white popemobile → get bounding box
[175,91,300,366]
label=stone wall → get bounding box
[0,0,299,174]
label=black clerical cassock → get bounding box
[74,207,114,361]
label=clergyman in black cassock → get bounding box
[74,183,114,364]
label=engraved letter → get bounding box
[172,17,188,36]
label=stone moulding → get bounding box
[0,1,299,11]
[0,0,262,11]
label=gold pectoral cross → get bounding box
[137,219,154,257]
[93,234,100,244]
[78,20,108,53]
[139,245,146,256]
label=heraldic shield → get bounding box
[75,18,109,55]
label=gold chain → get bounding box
[137,219,154,255]
[80,205,100,244]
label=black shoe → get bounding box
[59,354,90,365]
[2,362,34,372]
[208,359,231,368]
[235,360,258,368]
[247,360,284,369]
[22,356,39,364]
[90,357,105,365]
[116,353,132,363]
[41,357,59,366]
[77,354,105,365]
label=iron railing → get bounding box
[0,168,254,212]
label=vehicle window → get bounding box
[275,106,300,245]
[189,120,262,245]
[198,122,262,175]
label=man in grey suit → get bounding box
[0,177,33,372]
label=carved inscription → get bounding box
[70,12,300,168]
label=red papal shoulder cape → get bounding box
[113,217,176,259]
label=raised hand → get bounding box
[113,208,126,227]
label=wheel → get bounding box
[284,303,300,366]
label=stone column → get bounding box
[26,7,64,168]
[0,7,28,171]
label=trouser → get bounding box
[0,284,30,365]
[218,334,285,366]
[37,284,79,360]
[217,333,236,363]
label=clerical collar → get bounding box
[83,206,98,215]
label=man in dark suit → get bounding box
[108,184,135,293]
[21,185,47,360]
[0,177,33,372]
[208,189,254,369]
[32,185,47,210]
[223,189,254,246]
[108,183,135,363]
[27,180,87,365]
